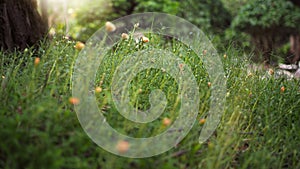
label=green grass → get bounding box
[0,34,299,169]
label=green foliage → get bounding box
[70,0,113,41]
[232,0,300,34]
[72,0,179,41]
[93,33,209,138]
[230,0,300,63]
[177,0,232,34]
[134,0,179,14]
[1,29,300,168]
[111,0,179,15]
[71,0,231,41]
[221,0,248,16]
[223,28,252,51]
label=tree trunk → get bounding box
[251,34,272,64]
[0,0,47,51]
[289,1,300,64]
[290,34,300,64]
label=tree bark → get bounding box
[0,0,47,51]
[250,34,272,64]
[288,1,300,64]
[290,34,300,64]
[290,0,300,7]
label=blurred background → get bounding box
[40,0,300,65]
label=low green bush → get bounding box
[0,31,299,169]
[232,0,300,63]
[70,0,231,42]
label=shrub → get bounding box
[177,0,232,34]
[71,0,179,41]
[71,0,231,41]
[232,0,300,63]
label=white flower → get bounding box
[134,23,140,28]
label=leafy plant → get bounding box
[233,0,300,33]
[71,0,179,41]
[71,0,231,42]
[177,0,232,34]
[221,0,248,16]
[232,0,300,63]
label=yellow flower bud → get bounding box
[75,41,85,50]
[121,33,129,40]
[105,21,116,32]
[116,140,130,154]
